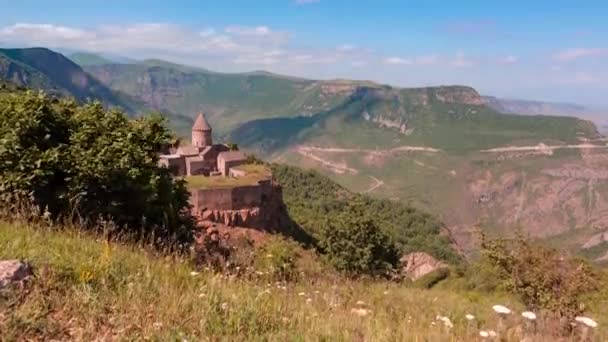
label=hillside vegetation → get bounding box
[271,164,458,263]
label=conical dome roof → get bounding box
[193,112,211,131]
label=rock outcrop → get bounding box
[401,252,447,281]
[0,260,32,289]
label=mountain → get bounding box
[83,62,364,136]
[0,47,143,113]
[483,96,608,134]
[68,52,115,66]
[14,48,607,259]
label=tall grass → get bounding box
[1,222,606,341]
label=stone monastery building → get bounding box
[159,113,247,177]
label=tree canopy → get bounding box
[0,90,193,243]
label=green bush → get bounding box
[414,267,450,289]
[0,91,193,243]
[480,233,601,319]
[254,236,299,282]
[317,204,399,277]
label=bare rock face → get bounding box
[0,260,32,289]
[401,252,446,281]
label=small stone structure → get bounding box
[159,113,247,177]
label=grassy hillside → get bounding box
[2,223,607,340]
[272,164,459,262]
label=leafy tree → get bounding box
[318,204,399,276]
[0,91,193,243]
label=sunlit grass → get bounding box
[184,164,271,189]
[1,222,606,340]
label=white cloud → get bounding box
[553,48,608,62]
[350,60,367,68]
[450,52,476,68]
[498,55,518,64]
[383,57,412,65]
[415,54,440,65]
[337,44,356,52]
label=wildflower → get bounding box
[190,271,200,277]
[351,308,371,317]
[298,292,306,296]
[153,322,163,329]
[465,314,475,321]
[479,330,489,338]
[575,316,598,341]
[492,305,511,315]
[356,300,365,306]
[575,316,598,328]
[521,311,536,320]
[220,302,229,311]
[436,315,453,329]
[306,298,312,304]
[488,330,497,337]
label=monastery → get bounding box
[159,113,248,177]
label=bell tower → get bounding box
[192,112,212,147]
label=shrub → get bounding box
[414,267,450,289]
[254,237,299,282]
[0,91,193,244]
[480,233,601,319]
[317,204,399,277]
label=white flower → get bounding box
[351,308,371,317]
[492,305,511,315]
[435,315,453,328]
[479,330,489,338]
[298,292,306,296]
[575,316,598,328]
[521,311,537,320]
[465,314,475,321]
[488,330,497,337]
[220,302,229,311]
[190,271,200,276]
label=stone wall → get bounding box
[189,180,273,214]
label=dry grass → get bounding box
[184,164,271,189]
[1,222,606,341]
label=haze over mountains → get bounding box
[2,46,608,261]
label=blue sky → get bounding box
[1,0,607,106]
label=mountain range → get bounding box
[2,47,608,261]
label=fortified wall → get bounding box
[189,179,273,212]
[189,179,285,229]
